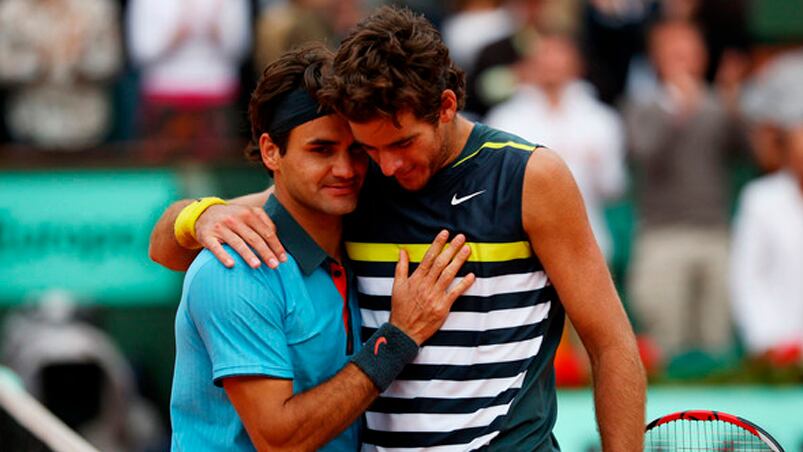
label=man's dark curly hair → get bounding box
[319,6,466,125]
[245,43,333,162]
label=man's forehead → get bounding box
[348,113,426,146]
[290,114,354,144]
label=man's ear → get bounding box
[439,89,458,124]
[260,133,280,172]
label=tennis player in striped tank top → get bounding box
[317,7,646,450]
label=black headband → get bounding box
[267,88,331,137]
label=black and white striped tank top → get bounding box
[344,123,564,451]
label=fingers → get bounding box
[228,217,276,269]
[434,243,471,292]
[215,227,261,269]
[417,230,449,273]
[395,248,409,281]
[250,208,287,264]
[428,234,467,281]
[195,204,288,269]
[203,238,235,268]
[446,273,476,305]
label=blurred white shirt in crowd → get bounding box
[730,171,803,354]
[485,81,627,259]
[127,0,251,98]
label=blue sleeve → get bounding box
[185,253,294,386]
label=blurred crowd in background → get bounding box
[0,0,802,449]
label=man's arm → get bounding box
[523,149,646,451]
[148,189,282,270]
[224,366,374,451]
[223,231,476,450]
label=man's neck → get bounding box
[438,115,476,171]
[274,190,344,262]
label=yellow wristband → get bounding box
[174,197,228,249]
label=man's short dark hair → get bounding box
[320,6,466,125]
[245,43,333,162]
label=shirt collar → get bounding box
[264,195,329,275]
[440,122,483,171]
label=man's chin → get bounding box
[320,198,359,216]
[395,176,427,192]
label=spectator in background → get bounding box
[741,50,803,174]
[254,0,364,72]
[730,53,803,363]
[466,0,563,116]
[0,0,121,150]
[581,0,657,106]
[624,20,745,362]
[485,31,626,261]
[441,0,515,76]
[690,0,750,86]
[127,0,251,160]
[624,0,749,106]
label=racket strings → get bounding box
[645,419,772,451]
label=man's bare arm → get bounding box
[523,149,646,451]
[224,366,375,451]
[149,199,196,271]
[224,232,476,451]
[148,189,282,271]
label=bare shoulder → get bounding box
[524,147,575,188]
[523,148,581,205]
[522,148,587,233]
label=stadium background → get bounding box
[0,0,801,450]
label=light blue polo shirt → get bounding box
[170,195,362,451]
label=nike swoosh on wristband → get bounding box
[451,190,486,206]
[374,337,387,355]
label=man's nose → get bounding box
[331,150,356,178]
[376,152,403,176]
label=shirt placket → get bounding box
[329,261,353,355]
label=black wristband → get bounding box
[350,323,419,392]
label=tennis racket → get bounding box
[644,410,784,451]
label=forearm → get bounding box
[230,188,272,208]
[148,189,272,271]
[148,199,196,271]
[253,322,419,449]
[591,342,646,451]
[260,364,378,450]
[521,150,646,450]
[231,323,422,451]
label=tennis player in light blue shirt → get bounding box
[168,44,471,451]
[170,197,362,451]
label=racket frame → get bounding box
[645,410,784,452]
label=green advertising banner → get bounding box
[0,169,183,305]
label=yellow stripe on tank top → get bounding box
[451,140,538,168]
[344,241,532,263]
